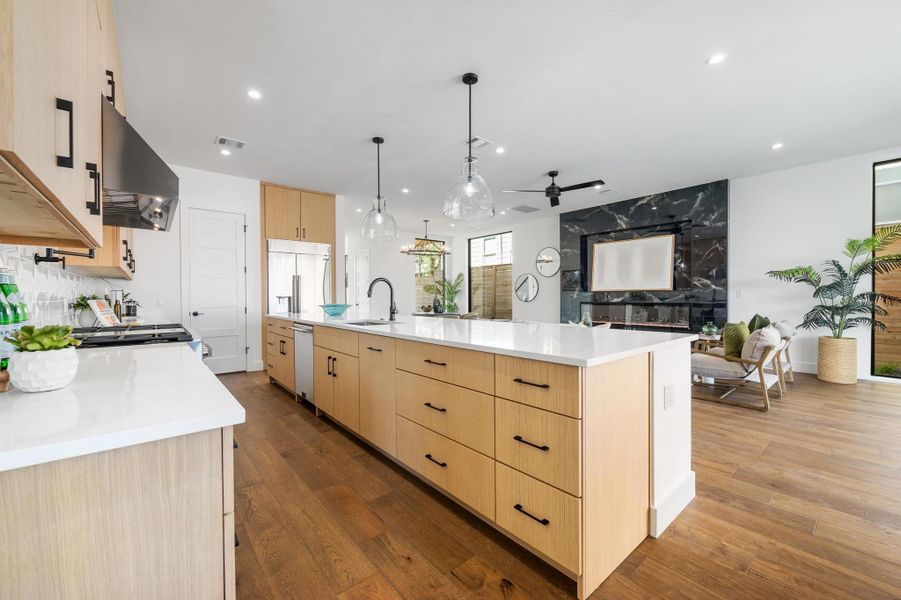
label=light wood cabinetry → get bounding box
[396,416,496,519]
[0,0,127,248]
[0,427,235,599]
[268,332,294,392]
[95,0,126,116]
[300,191,336,244]
[396,370,494,457]
[358,333,396,455]
[396,339,495,394]
[263,185,301,241]
[66,224,134,278]
[314,323,651,600]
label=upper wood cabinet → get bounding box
[0,0,120,249]
[300,191,336,245]
[66,224,134,279]
[95,0,126,116]
[264,185,301,241]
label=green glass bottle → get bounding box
[0,291,11,370]
[0,268,27,324]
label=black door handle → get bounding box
[423,402,447,413]
[327,356,333,376]
[56,98,74,168]
[85,162,101,215]
[424,359,447,366]
[332,356,337,377]
[513,378,550,389]
[105,70,116,105]
[192,311,203,316]
[513,435,550,452]
[514,504,550,526]
[425,454,447,467]
[366,346,382,352]
[130,257,135,273]
[122,240,129,262]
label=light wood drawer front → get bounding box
[495,463,581,574]
[396,416,495,520]
[314,326,359,356]
[396,339,494,394]
[495,355,581,418]
[266,332,277,360]
[396,370,494,457]
[267,318,294,339]
[495,399,581,496]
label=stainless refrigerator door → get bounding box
[267,251,297,314]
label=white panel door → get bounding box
[354,250,370,313]
[187,208,247,374]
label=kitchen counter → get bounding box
[268,309,697,367]
[0,343,245,472]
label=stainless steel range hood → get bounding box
[101,98,179,231]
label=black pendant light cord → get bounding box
[468,81,472,178]
[373,136,384,212]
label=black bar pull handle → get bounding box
[424,359,447,366]
[84,162,101,215]
[122,240,129,262]
[327,356,333,376]
[514,504,550,526]
[366,346,382,352]
[130,257,135,273]
[425,453,447,467]
[105,70,116,105]
[513,435,550,452]
[56,98,74,168]
[513,378,550,389]
[332,356,337,377]
[423,402,447,413]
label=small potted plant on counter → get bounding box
[5,325,81,392]
[70,294,100,327]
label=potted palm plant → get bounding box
[423,273,465,314]
[767,225,901,384]
[5,325,81,392]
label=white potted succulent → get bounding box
[5,325,81,392]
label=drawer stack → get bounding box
[266,317,295,391]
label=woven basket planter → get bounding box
[817,336,857,384]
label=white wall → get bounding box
[450,216,560,322]
[121,165,264,371]
[730,145,901,377]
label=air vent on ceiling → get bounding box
[511,205,540,213]
[214,136,247,149]
[599,188,616,195]
[464,136,493,149]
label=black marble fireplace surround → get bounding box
[559,180,727,332]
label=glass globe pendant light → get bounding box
[443,73,494,220]
[361,136,398,240]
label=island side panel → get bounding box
[649,342,695,537]
[579,352,650,599]
[0,429,225,599]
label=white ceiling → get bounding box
[115,0,901,237]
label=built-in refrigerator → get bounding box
[267,239,332,314]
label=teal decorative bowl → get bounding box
[320,303,351,317]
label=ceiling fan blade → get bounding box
[559,179,606,192]
[502,189,545,193]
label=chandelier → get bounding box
[400,220,451,257]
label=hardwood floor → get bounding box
[219,371,901,599]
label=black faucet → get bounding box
[367,277,399,321]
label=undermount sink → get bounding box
[345,320,401,326]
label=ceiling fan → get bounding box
[503,170,605,207]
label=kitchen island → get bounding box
[0,344,245,599]
[267,311,696,600]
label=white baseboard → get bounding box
[248,359,264,372]
[650,470,695,538]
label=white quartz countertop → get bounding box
[269,309,696,367]
[0,344,245,473]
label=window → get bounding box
[468,232,513,319]
[414,240,446,311]
[872,158,901,378]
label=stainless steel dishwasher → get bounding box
[291,324,314,405]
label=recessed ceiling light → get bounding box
[500,210,506,215]
[246,89,262,100]
[495,147,505,154]
[593,184,602,190]
[450,223,455,227]
[401,188,409,194]
[220,149,231,156]
[356,208,362,213]
[705,53,727,65]
[771,142,784,150]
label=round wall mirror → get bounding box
[514,273,539,302]
[535,247,561,276]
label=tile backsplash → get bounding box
[0,245,106,327]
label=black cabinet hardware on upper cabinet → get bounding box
[513,378,550,389]
[327,356,333,376]
[332,356,337,377]
[366,346,382,352]
[55,98,74,168]
[425,453,447,467]
[513,435,550,452]
[423,402,447,413]
[122,240,129,262]
[129,256,135,273]
[424,359,447,366]
[513,503,550,525]
[84,162,100,215]
[105,70,116,105]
